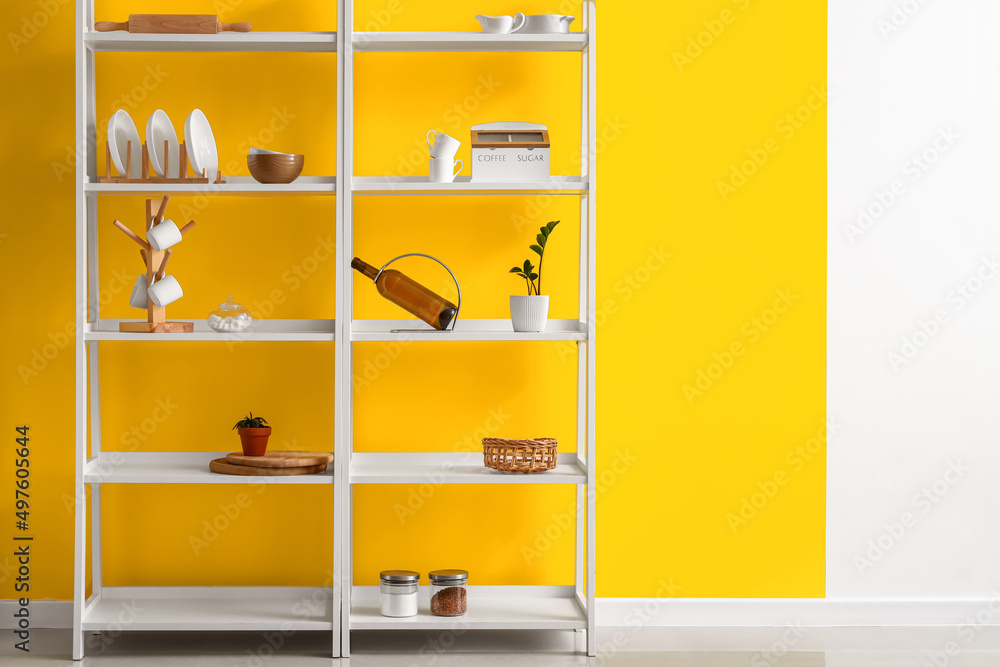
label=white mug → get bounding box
[147,275,183,307]
[147,219,182,252]
[128,274,148,309]
[475,13,526,34]
[427,130,461,160]
[429,157,463,183]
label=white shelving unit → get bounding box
[337,1,597,658]
[75,0,596,659]
[73,1,341,659]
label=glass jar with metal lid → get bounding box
[379,570,420,617]
[429,569,468,616]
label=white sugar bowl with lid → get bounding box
[208,296,254,333]
[379,570,420,617]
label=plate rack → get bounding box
[100,139,226,184]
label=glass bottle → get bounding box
[352,257,458,331]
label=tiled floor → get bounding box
[4,628,1000,665]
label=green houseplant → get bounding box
[509,220,559,332]
[233,412,271,456]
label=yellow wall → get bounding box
[0,0,825,600]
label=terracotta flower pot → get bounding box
[237,426,271,456]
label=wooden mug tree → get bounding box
[113,195,196,333]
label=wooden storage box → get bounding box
[470,122,550,182]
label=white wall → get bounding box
[829,0,1000,598]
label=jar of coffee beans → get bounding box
[429,569,468,616]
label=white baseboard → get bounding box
[7,597,1000,630]
[1,600,73,629]
[597,597,1000,627]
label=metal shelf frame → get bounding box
[337,0,597,658]
[74,0,597,659]
[72,2,342,660]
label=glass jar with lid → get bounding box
[379,570,420,617]
[429,569,468,616]
[207,296,253,333]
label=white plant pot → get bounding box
[510,295,549,333]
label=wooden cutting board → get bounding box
[95,15,252,34]
[209,458,328,476]
[225,451,333,468]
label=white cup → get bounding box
[427,130,461,160]
[429,157,463,183]
[147,219,182,252]
[129,274,148,309]
[147,275,183,307]
[476,13,526,34]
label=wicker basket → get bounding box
[483,437,558,473]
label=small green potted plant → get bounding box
[233,412,271,456]
[509,220,560,333]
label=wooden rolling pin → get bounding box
[95,15,252,34]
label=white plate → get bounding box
[146,110,180,178]
[184,109,219,178]
[108,110,142,179]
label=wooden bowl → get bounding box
[247,153,304,184]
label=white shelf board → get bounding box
[353,31,587,52]
[352,176,587,195]
[351,586,586,630]
[85,31,338,53]
[83,587,333,631]
[85,176,336,197]
[350,452,585,484]
[85,319,335,342]
[84,452,334,484]
[351,319,586,342]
